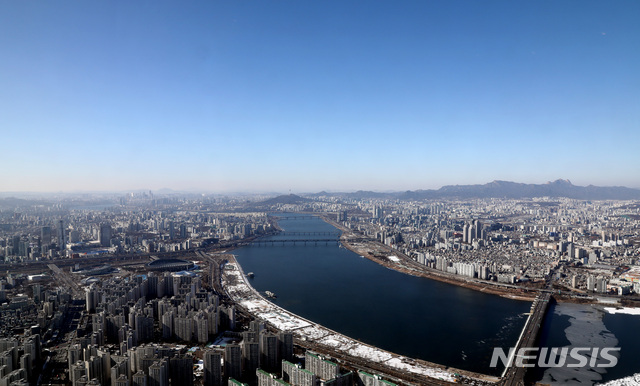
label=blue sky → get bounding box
[1,1,639,192]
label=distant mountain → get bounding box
[319,180,640,201]
[305,190,397,200]
[344,190,395,199]
[423,179,640,200]
[257,194,311,205]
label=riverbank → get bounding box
[220,252,499,385]
[319,215,640,307]
[320,215,538,302]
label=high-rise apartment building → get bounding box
[224,344,242,382]
[148,360,168,386]
[260,333,278,373]
[204,350,222,386]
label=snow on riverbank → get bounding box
[604,307,640,316]
[597,373,640,386]
[221,258,459,383]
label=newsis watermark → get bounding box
[491,347,621,368]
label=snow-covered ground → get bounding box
[222,259,460,383]
[603,307,640,316]
[597,373,640,386]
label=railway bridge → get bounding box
[250,238,340,246]
[277,231,340,236]
[501,292,552,386]
[270,215,320,221]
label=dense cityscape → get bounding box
[1,185,639,386]
[3,1,639,385]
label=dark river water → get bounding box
[234,214,640,383]
[234,214,530,376]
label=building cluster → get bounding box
[0,275,74,386]
[3,193,640,296]
[0,262,403,386]
[0,194,275,262]
[0,335,42,386]
[0,194,416,385]
[259,350,352,386]
[2,192,639,385]
[257,351,398,386]
[0,278,419,386]
[329,198,640,295]
[79,270,397,386]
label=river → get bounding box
[234,214,640,383]
[533,302,640,385]
[234,214,530,376]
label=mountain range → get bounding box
[312,180,640,200]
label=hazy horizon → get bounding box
[2,1,639,193]
[1,178,639,196]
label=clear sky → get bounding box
[1,1,639,193]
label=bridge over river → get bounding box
[250,238,340,246]
[501,292,552,386]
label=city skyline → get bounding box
[2,1,639,192]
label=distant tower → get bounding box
[12,235,20,255]
[41,226,52,245]
[462,224,469,243]
[99,224,112,247]
[58,220,66,250]
[474,220,483,240]
[169,221,175,240]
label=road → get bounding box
[47,264,84,298]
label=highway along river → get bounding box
[234,214,531,376]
